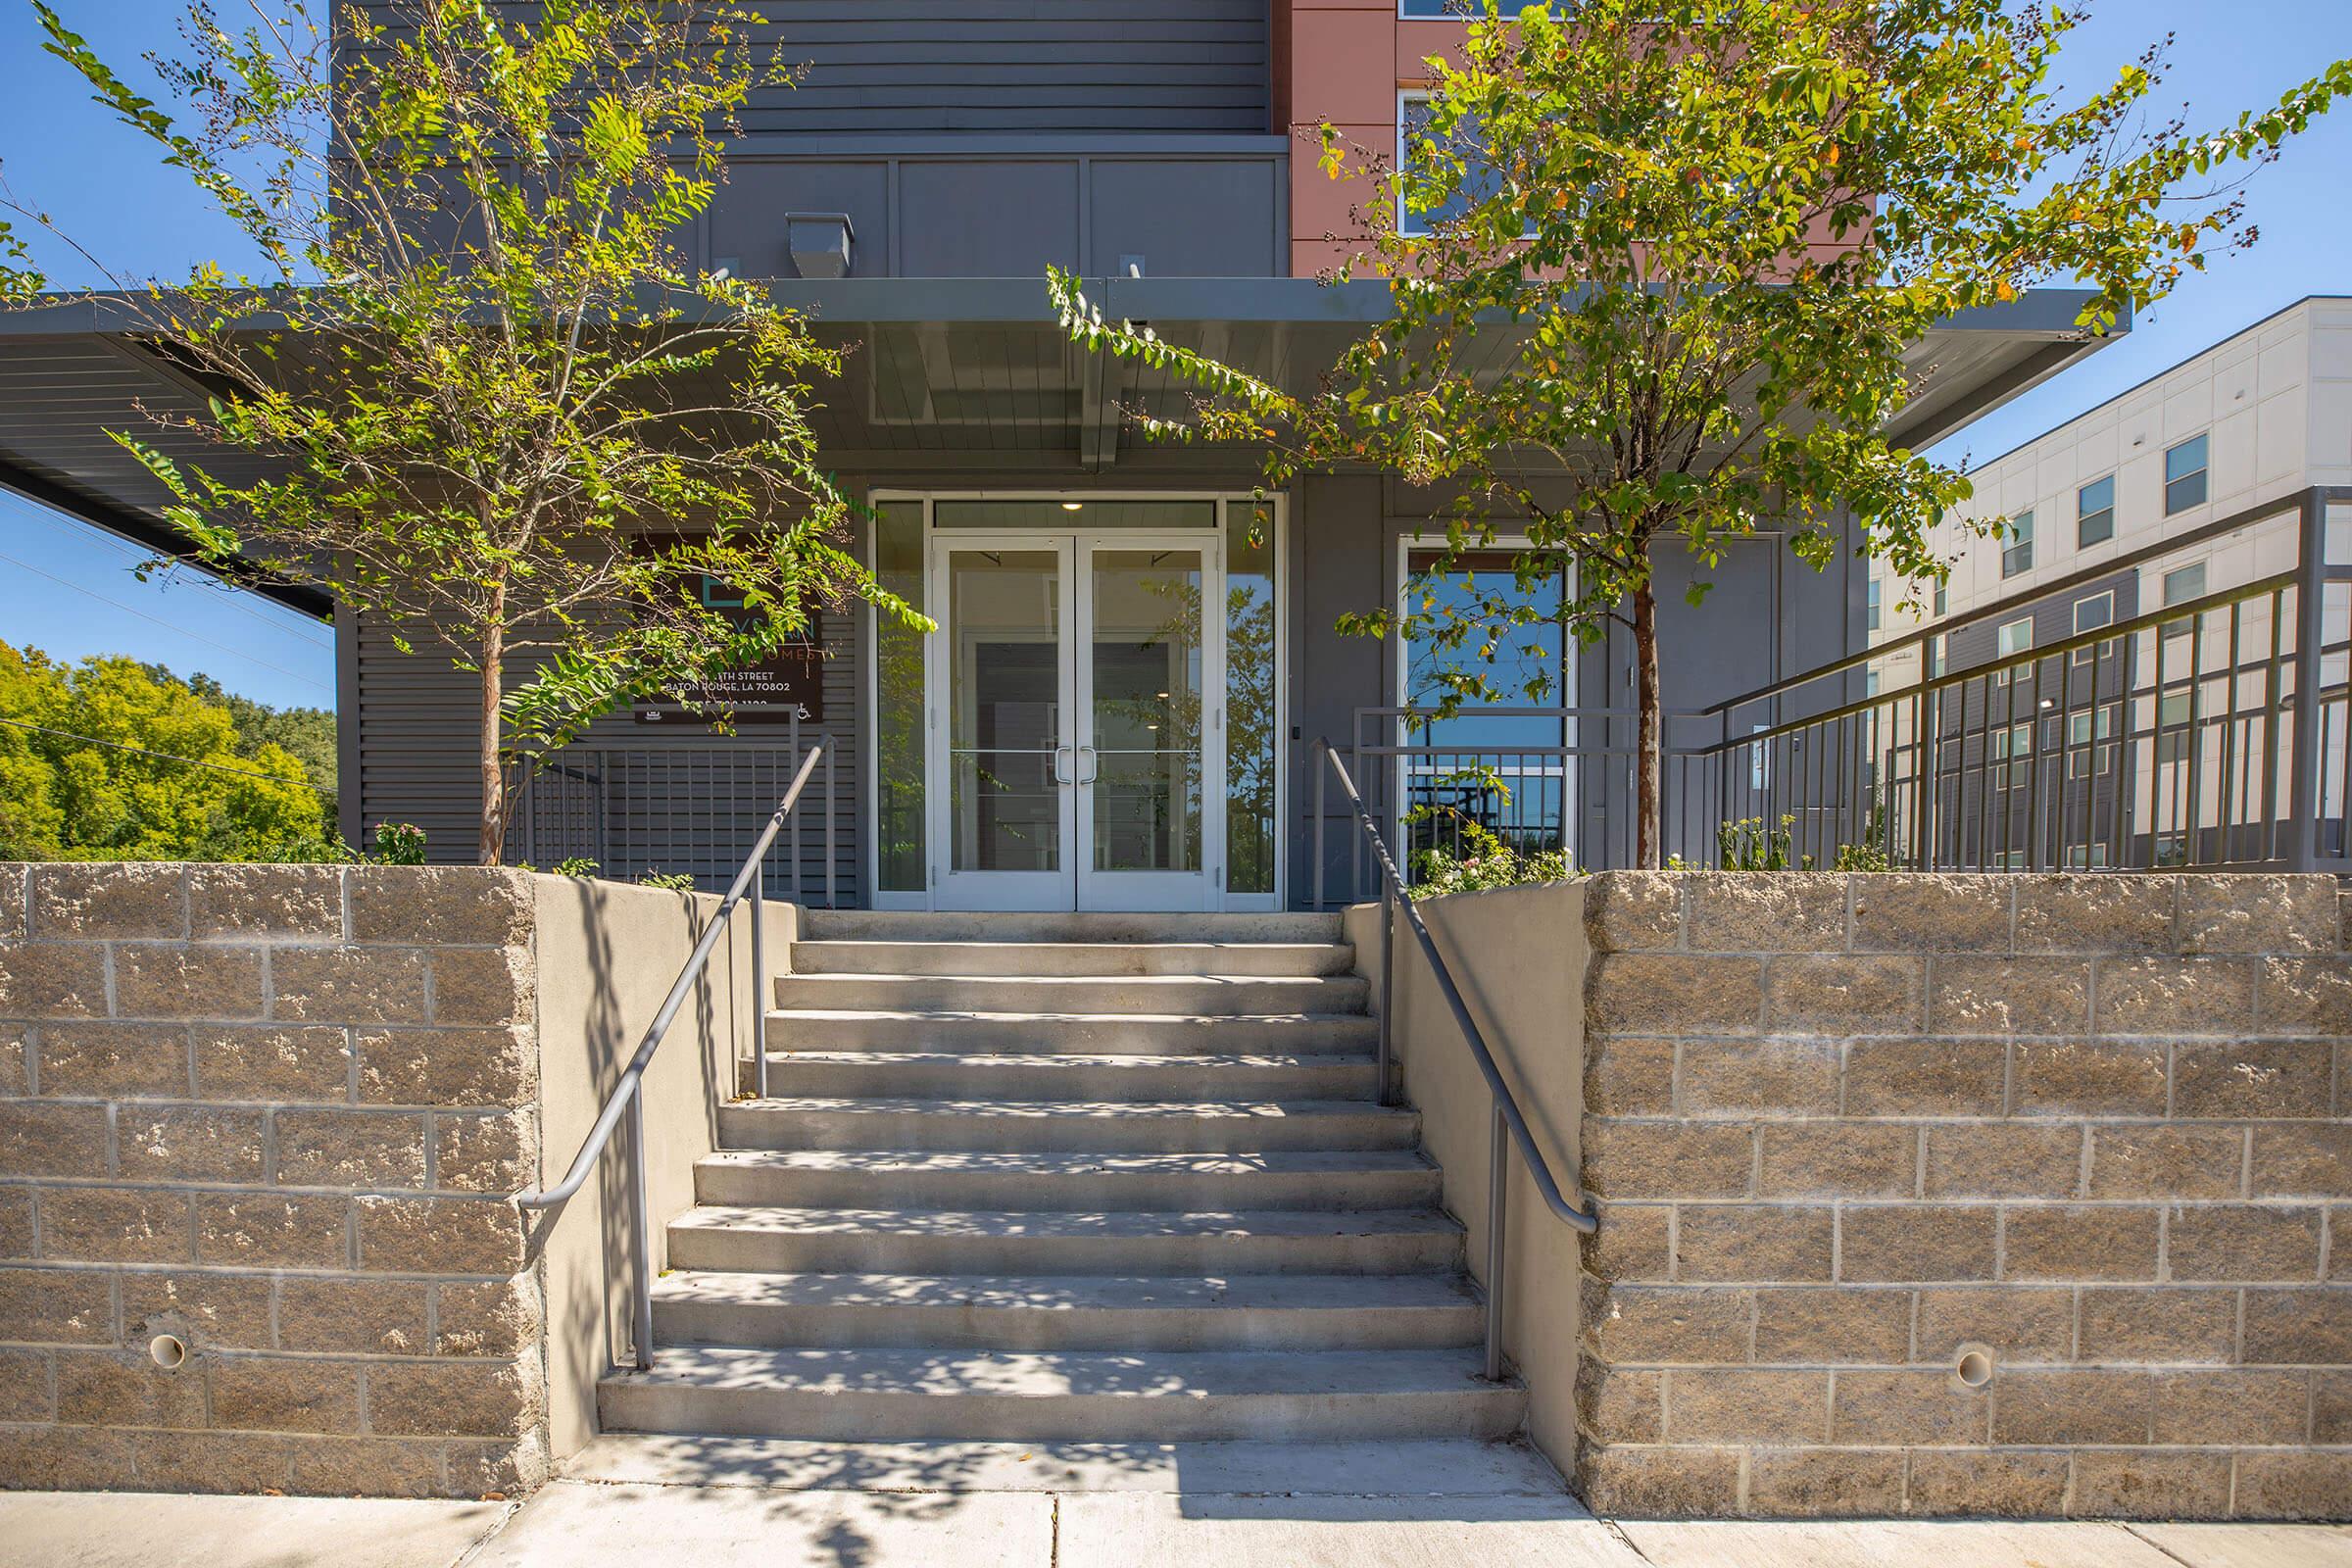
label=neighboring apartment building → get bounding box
[0,2,2105,906]
[1858,296,2352,870]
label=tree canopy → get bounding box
[13,0,925,864]
[1054,0,2351,865]
[0,641,327,861]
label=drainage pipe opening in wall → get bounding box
[148,1333,187,1371]
[1955,1348,1993,1388]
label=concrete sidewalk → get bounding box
[6,1445,2349,1568]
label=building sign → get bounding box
[633,574,825,725]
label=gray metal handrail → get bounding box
[1313,740,1596,1384]
[514,742,823,1373]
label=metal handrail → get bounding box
[514,743,823,1372]
[1314,741,1595,1384]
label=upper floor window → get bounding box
[1929,633,1947,678]
[2078,475,2115,547]
[2160,561,2207,640]
[1933,580,1948,617]
[2001,511,2034,578]
[2164,435,2210,514]
[1398,92,1523,237]
[1866,579,1882,632]
[2072,590,2115,664]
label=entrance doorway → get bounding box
[869,495,1282,913]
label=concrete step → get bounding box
[650,1270,1483,1351]
[664,1205,1465,1276]
[790,940,1357,978]
[716,1097,1421,1154]
[597,1347,1523,1443]
[559,1434,1573,1496]
[771,972,1370,1017]
[799,910,1347,944]
[763,1009,1378,1055]
[749,1050,1380,1103]
[693,1148,1443,1212]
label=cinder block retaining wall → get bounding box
[0,863,547,1494]
[1577,872,2351,1520]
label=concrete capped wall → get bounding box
[0,863,772,1497]
[1348,879,1588,1465]
[1578,870,2352,1520]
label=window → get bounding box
[2165,434,2210,514]
[1992,721,2034,788]
[1933,580,1948,617]
[1865,667,1881,698]
[2161,563,2206,640]
[2067,706,2118,776]
[1930,634,1947,679]
[2072,591,2115,664]
[1866,578,1882,633]
[2001,511,2034,578]
[1398,93,1528,237]
[1994,616,2034,683]
[2064,844,2112,869]
[2078,475,2116,547]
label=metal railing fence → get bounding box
[514,719,845,906]
[1311,489,2352,899]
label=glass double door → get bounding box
[928,533,1223,910]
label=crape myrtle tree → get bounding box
[1052,0,2352,867]
[14,0,925,864]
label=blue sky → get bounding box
[2,0,2349,711]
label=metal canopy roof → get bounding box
[0,277,2120,620]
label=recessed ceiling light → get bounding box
[1061,501,1083,512]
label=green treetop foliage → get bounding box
[178,670,337,825]
[0,641,326,861]
[1052,0,2351,865]
[11,0,928,865]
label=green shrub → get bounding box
[1407,820,1573,897]
[637,870,698,892]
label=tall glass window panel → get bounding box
[2001,511,2034,578]
[873,503,927,892]
[1091,550,1203,874]
[1225,505,1277,895]
[2078,475,2116,547]
[949,550,1062,873]
[1398,95,1531,237]
[2165,435,2210,514]
[1404,548,1568,859]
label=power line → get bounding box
[0,715,307,786]
[0,546,333,695]
[7,505,334,652]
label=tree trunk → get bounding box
[477,593,507,866]
[1632,579,1662,870]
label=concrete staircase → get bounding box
[596,910,1525,1455]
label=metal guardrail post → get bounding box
[2289,493,2328,869]
[1486,1100,1507,1383]
[751,860,768,1101]
[626,1083,653,1372]
[1377,881,1396,1107]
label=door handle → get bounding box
[1053,746,1074,785]
[1078,746,1102,784]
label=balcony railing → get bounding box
[1316,486,2352,903]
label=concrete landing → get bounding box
[561,1434,1574,1494]
[0,1493,510,1568]
[7,1486,2350,1568]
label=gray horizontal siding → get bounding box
[351,3,1270,135]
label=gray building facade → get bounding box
[0,3,2111,908]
